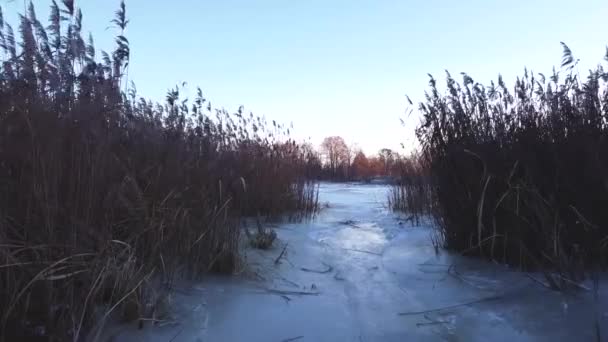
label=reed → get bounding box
[414,43,608,277]
[0,1,318,340]
[389,153,435,226]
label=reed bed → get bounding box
[388,154,435,225]
[0,1,318,340]
[411,44,608,278]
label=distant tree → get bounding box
[378,148,396,175]
[320,136,350,179]
[352,151,371,180]
[368,157,385,176]
[300,142,323,178]
[344,144,355,179]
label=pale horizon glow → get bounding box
[4,0,608,155]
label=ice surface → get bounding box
[99,183,607,342]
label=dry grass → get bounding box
[246,215,278,250]
[413,43,608,277]
[389,153,435,226]
[0,1,318,340]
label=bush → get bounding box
[0,1,317,340]
[415,44,608,274]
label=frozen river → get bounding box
[101,183,607,341]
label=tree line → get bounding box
[315,136,409,181]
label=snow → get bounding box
[97,183,607,342]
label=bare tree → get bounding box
[352,150,371,180]
[378,148,395,175]
[321,136,350,179]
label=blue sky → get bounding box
[4,0,608,154]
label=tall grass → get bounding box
[414,44,608,277]
[388,154,435,225]
[0,1,318,340]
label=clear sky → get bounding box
[3,0,608,155]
